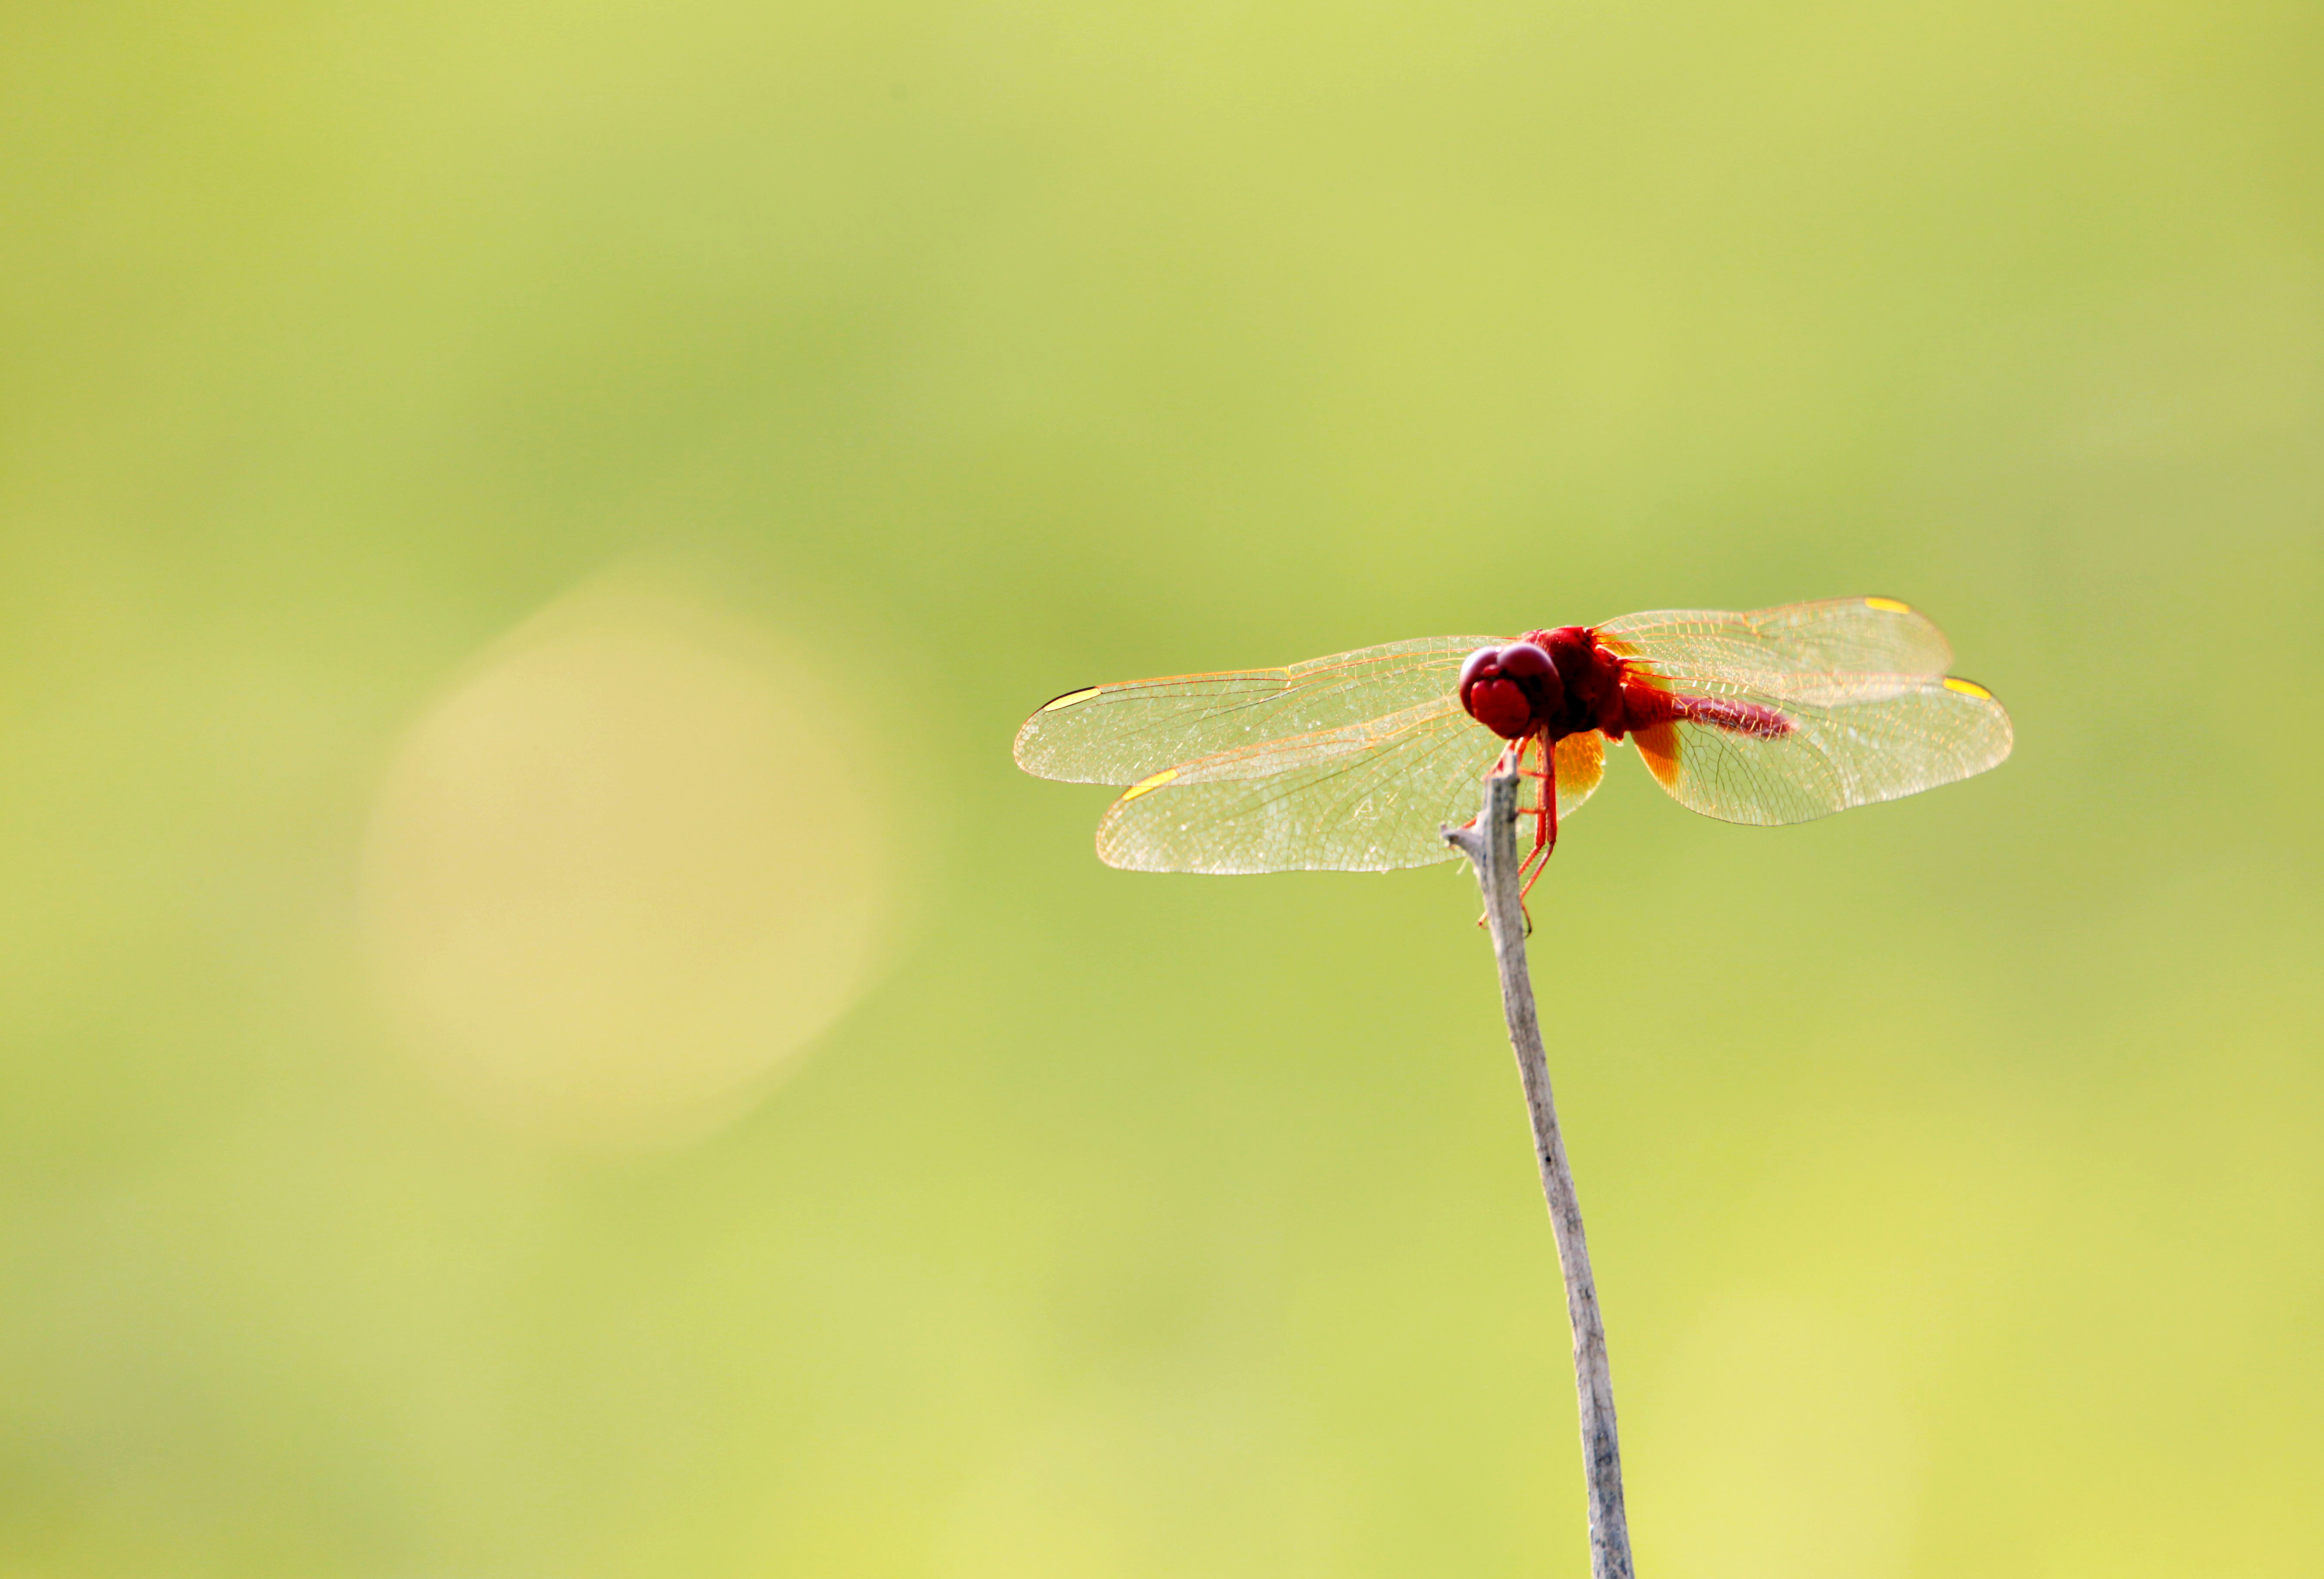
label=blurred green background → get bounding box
[3,0,2321,1575]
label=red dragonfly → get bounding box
[1015,598,2012,890]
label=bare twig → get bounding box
[1445,753,1635,1579]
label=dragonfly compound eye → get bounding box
[1496,641,1555,680]
[1460,642,1564,740]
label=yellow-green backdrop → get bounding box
[3,1,2319,1575]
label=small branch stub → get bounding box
[1444,754,1636,1579]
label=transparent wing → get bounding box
[1014,635,1500,786]
[1598,597,1954,682]
[1094,698,1511,872]
[1628,673,2013,825]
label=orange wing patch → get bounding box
[1555,730,1606,809]
[1632,720,1681,790]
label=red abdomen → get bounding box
[1615,677,1792,740]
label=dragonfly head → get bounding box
[1459,641,1564,740]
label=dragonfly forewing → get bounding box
[1014,635,1498,786]
[1600,597,1954,682]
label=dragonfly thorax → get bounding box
[1526,627,1630,739]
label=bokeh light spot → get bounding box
[360,583,889,1151]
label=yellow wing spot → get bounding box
[1120,767,1180,802]
[1040,686,1101,712]
[1864,596,1913,614]
[1943,676,1993,699]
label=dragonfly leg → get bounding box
[1518,731,1560,908]
[1475,736,1557,929]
